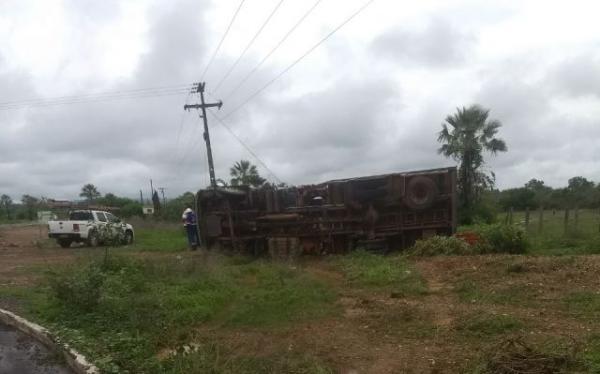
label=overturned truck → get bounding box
[196,167,457,256]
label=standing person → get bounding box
[182,207,200,250]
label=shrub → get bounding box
[474,224,528,254]
[411,235,476,256]
[48,264,105,312]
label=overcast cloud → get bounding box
[1,0,599,201]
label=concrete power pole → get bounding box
[184,82,223,189]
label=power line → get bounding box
[200,0,247,81]
[208,109,283,185]
[0,84,193,108]
[213,0,286,93]
[0,86,193,110]
[222,0,323,102]
[222,0,376,120]
[174,111,203,179]
[172,91,195,167]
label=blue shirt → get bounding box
[183,211,197,226]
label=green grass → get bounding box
[584,335,600,373]
[564,291,600,320]
[501,209,600,255]
[456,313,524,337]
[131,226,189,252]
[15,254,337,373]
[459,209,600,255]
[334,251,427,295]
[163,344,332,374]
[456,280,533,306]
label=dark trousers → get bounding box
[185,224,200,249]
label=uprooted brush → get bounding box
[484,337,583,374]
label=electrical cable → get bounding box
[221,0,376,120]
[222,0,323,102]
[0,87,192,110]
[208,109,283,184]
[212,0,286,93]
[200,0,247,81]
[0,84,193,109]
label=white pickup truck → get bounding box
[48,210,134,248]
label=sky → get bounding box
[1,0,599,201]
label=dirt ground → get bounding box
[1,225,599,373]
[0,225,80,287]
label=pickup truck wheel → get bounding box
[57,239,72,248]
[123,231,134,245]
[87,231,99,247]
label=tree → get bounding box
[229,160,266,187]
[566,176,595,207]
[80,184,101,201]
[498,188,536,210]
[0,194,12,220]
[524,179,552,207]
[525,179,546,191]
[21,194,39,221]
[438,105,507,222]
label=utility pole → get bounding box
[184,82,223,189]
[139,190,144,206]
[158,187,166,209]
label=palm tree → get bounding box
[438,105,507,213]
[80,184,101,201]
[230,160,266,187]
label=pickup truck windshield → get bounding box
[69,211,93,220]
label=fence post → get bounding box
[525,207,530,230]
[538,206,543,234]
[564,208,570,234]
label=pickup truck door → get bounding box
[94,212,110,242]
[105,212,125,241]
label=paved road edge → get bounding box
[0,308,99,374]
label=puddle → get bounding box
[0,322,74,374]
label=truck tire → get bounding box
[87,231,99,247]
[123,230,134,245]
[404,176,438,210]
[57,239,72,248]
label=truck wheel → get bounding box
[404,176,438,210]
[123,231,134,245]
[87,231,99,247]
[57,239,72,248]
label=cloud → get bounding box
[1,0,600,203]
[549,53,600,98]
[474,68,600,189]
[371,19,476,68]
